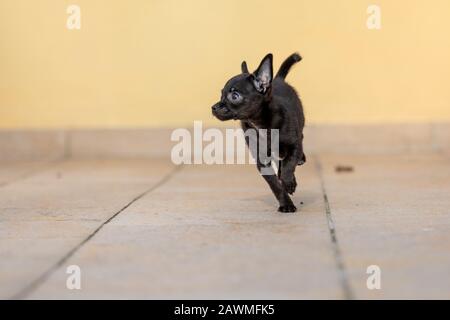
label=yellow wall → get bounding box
[1,0,450,129]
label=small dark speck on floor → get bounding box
[335,165,354,173]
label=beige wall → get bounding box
[1,0,450,129]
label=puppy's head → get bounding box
[212,53,273,121]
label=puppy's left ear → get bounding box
[252,53,273,93]
[241,61,249,73]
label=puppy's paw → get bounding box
[278,204,297,213]
[281,176,297,194]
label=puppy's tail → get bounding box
[275,53,302,80]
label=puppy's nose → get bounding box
[212,103,221,112]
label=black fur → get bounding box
[211,53,305,213]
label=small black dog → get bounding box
[212,53,305,213]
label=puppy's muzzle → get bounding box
[211,102,237,120]
[211,102,224,113]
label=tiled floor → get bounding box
[0,154,449,299]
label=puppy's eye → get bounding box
[228,90,242,104]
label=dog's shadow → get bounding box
[253,189,321,212]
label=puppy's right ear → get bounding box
[252,53,273,93]
[241,61,249,74]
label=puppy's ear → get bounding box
[252,53,273,93]
[241,61,249,73]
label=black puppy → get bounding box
[212,53,305,213]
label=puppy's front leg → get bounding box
[242,122,296,213]
[257,161,296,213]
[280,147,299,195]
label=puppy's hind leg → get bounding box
[280,147,299,195]
[297,138,306,165]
